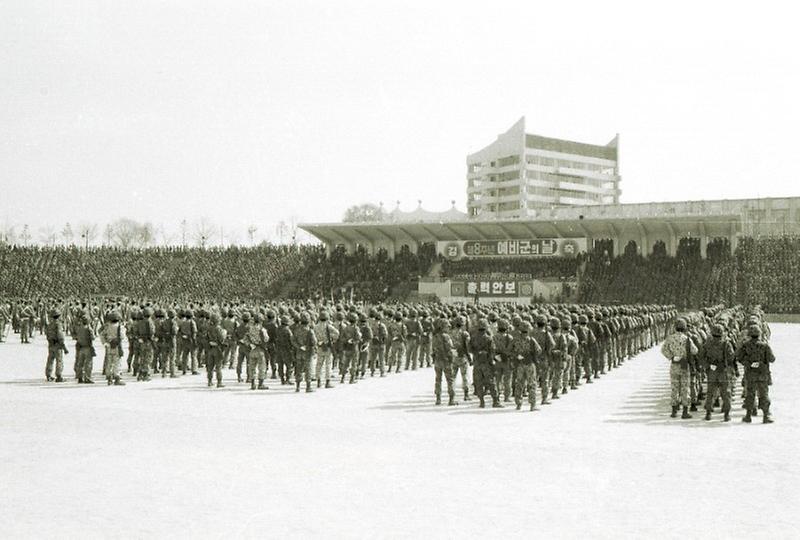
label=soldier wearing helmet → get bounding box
[449,315,471,402]
[404,308,423,371]
[126,308,141,376]
[314,310,339,388]
[355,312,372,380]
[99,310,125,386]
[274,315,295,385]
[368,309,388,377]
[233,311,251,383]
[561,318,580,390]
[155,307,178,378]
[698,323,735,422]
[432,317,457,406]
[292,311,317,392]
[660,318,698,419]
[386,310,407,374]
[510,321,542,411]
[204,312,226,388]
[573,314,596,386]
[221,309,237,370]
[419,310,434,369]
[531,313,556,404]
[493,318,514,403]
[263,310,279,380]
[339,311,362,384]
[548,317,569,400]
[178,309,199,376]
[471,318,501,408]
[242,310,270,390]
[44,309,69,382]
[736,324,775,424]
[134,307,156,381]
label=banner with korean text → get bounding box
[437,239,586,259]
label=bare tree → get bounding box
[103,224,114,246]
[247,225,257,245]
[76,222,98,249]
[0,223,15,246]
[180,219,188,247]
[193,217,216,248]
[38,225,57,246]
[135,222,155,248]
[20,224,32,246]
[110,218,141,248]
[275,220,288,244]
[342,203,385,223]
[60,222,74,245]
[156,223,176,246]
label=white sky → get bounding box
[1,1,798,243]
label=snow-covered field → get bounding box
[1,325,798,539]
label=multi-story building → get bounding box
[467,117,620,219]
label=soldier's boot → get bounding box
[689,403,698,412]
[763,406,773,424]
[237,372,243,383]
[492,399,503,408]
[704,411,712,421]
[258,379,267,390]
[85,377,94,384]
[325,379,332,389]
[713,397,720,408]
[207,377,213,387]
[55,376,64,383]
[107,377,113,386]
[113,376,125,386]
[463,390,471,401]
[448,394,456,406]
[530,402,536,411]
[670,405,678,418]
[317,379,321,388]
[251,379,257,390]
[295,381,301,392]
[562,387,568,394]
[435,395,442,405]
[585,376,593,384]
[479,397,486,408]
[752,408,759,417]
[216,380,225,388]
[723,411,730,422]
[681,406,692,419]
[552,390,560,400]
[742,412,752,423]
[516,400,521,410]
[504,395,511,403]
[306,381,313,393]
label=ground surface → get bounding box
[1,325,798,539]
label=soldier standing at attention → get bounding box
[449,315,471,402]
[292,311,317,393]
[205,312,227,388]
[75,313,96,383]
[432,318,457,406]
[275,315,295,385]
[511,321,542,411]
[419,310,434,368]
[100,311,125,386]
[314,310,339,388]
[339,312,362,384]
[368,309,387,377]
[660,318,698,419]
[233,312,251,383]
[404,309,422,370]
[178,310,198,375]
[264,310,279,380]
[471,318,501,409]
[698,324,735,422]
[222,310,237,370]
[549,318,568,400]
[737,325,775,424]
[386,311,406,374]
[531,314,555,405]
[357,312,373,379]
[243,313,269,390]
[493,318,514,403]
[136,308,156,382]
[45,310,69,382]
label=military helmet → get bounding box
[358,312,368,323]
[266,309,276,320]
[50,309,60,318]
[549,317,560,329]
[108,311,121,322]
[335,311,345,321]
[280,315,290,326]
[209,313,221,324]
[561,318,572,329]
[488,311,498,322]
[454,315,465,328]
[393,311,403,321]
[319,311,329,321]
[578,314,588,324]
[242,311,251,321]
[710,324,724,337]
[748,325,761,337]
[347,312,358,323]
[252,312,262,324]
[477,318,489,330]
[519,321,533,333]
[154,308,165,318]
[675,318,687,331]
[300,311,311,324]
[497,319,509,331]
[536,314,548,325]
[185,309,194,319]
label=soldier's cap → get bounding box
[549,317,560,328]
[477,318,489,330]
[358,312,368,323]
[266,309,276,319]
[393,311,403,320]
[454,315,465,327]
[242,311,251,321]
[108,311,121,322]
[319,311,329,321]
[535,314,547,325]
[497,319,509,331]
[578,314,588,324]
[561,318,572,329]
[335,311,345,321]
[519,321,533,333]
[748,325,761,337]
[487,312,498,321]
[347,312,358,322]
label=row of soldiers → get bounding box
[36,299,676,401]
[660,305,776,423]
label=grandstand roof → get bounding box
[301,197,800,245]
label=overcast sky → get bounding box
[2,1,798,243]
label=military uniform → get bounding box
[471,321,501,408]
[698,327,735,421]
[431,319,456,405]
[737,327,775,423]
[99,313,125,385]
[45,313,68,382]
[660,320,698,418]
[292,314,317,392]
[386,314,406,373]
[314,314,339,388]
[448,318,471,401]
[205,314,227,388]
[510,322,542,410]
[243,317,270,389]
[75,318,96,383]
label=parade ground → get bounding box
[1,325,798,539]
